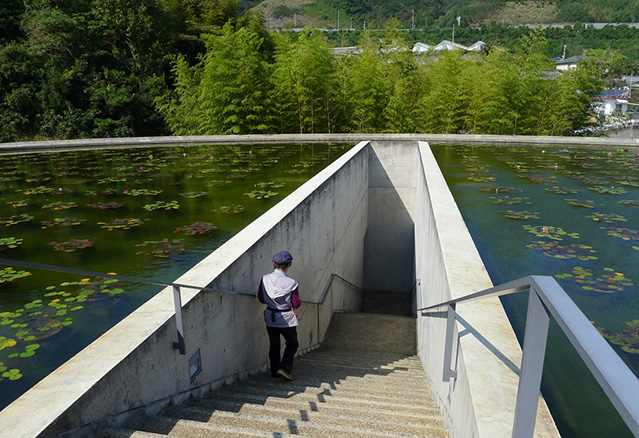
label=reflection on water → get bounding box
[433,144,639,438]
[0,143,352,409]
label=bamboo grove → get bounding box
[0,0,624,141]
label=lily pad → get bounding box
[545,187,579,195]
[467,173,496,182]
[565,199,596,208]
[143,200,179,211]
[87,202,124,210]
[135,239,185,258]
[618,200,639,208]
[179,191,208,198]
[0,267,32,285]
[41,201,78,210]
[47,239,95,252]
[0,336,17,351]
[586,213,626,223]
[527,240,597,260]
[41,217,85,229]
[596,320,639,354]
[522,225,580,240]
[220,204,244,214]
[98,218,144,230]
[588,186,627,195]
[176,222,216,236]
[124,189,163,196]
[499,210,540,220]
[604,227,639,241]
[0,237,23,250]
[479,186,515,193]
[244,190,279,200]
[1,368,22,381]
[556,266,633,293]
[0,214,33,226]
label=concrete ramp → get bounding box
[107,313,445,438]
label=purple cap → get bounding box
[272,251,293,264]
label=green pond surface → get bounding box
[0,143,352,410]
[432,144,639,438]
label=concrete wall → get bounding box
[414,141,559,438]
[363,141,417,294]
[0,141,370,438]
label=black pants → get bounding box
[266,325,299,376]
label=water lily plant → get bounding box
[41,217,85,229]
[499,210,540,220]
[555,266,632,293]
[176,222,216,236]
[98,218,144,230]
[220,204,244,214]
[135,239,185,258]
[47,239,95,252]
[0,237,23,250]
[86,202,124,210]
[0,214,33,226]
[596,320,639,354]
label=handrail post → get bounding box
[513,285,550,438]
[443,303,458,381]
[172,286,186,355]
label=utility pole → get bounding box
[452,23,455,43]
[337,10,340,31]
[411,10,415,30]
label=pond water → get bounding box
[0,143,352,410]
[432,144,639,438]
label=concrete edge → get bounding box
[1,133,638,154]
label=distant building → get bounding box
[331,46,361,57]
[555,55,583,70]
[411,40,486,54]
[593,89,635,117]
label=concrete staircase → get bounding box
[107,313,448,438]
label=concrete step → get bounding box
[158,406,447,437]
[244,373,435,402]
[205,385,435,415]
[166,402,447,435]
[234,375,436,405]
[131,416,310,437]
[105,429,171,438]
[296,352,424,370]
[188,396,442,426]
[322,313,417,354]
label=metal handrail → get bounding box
[419,275,639,438]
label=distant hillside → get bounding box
[247,0,639,30]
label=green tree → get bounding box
[271,30,337,133]
[157,23,271,134]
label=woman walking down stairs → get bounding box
[106,313,449,438]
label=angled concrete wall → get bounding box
[414,141,559,438]
[0,142,370,438]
